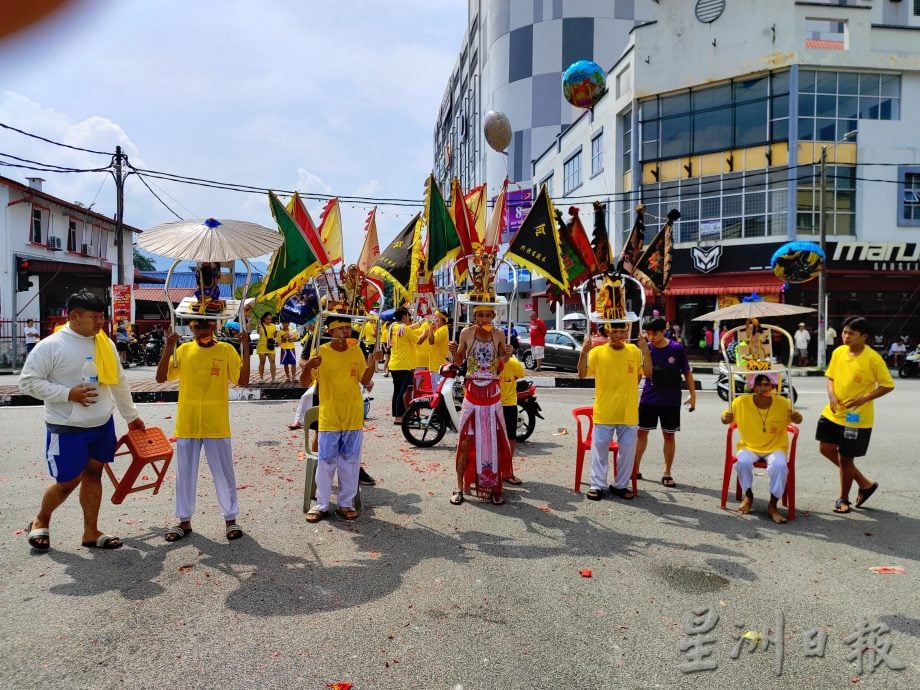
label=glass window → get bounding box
[563,152,582,194]
[660,92,690,117]
[640,98,658,121]
[734,101,768,147]
[816,72,837,94]
[693,83,731,110]
[880,74,900,98]
[815,94,837,118]
[660,115,691,158]
[723,217,742,239]
[799,70,816,93]
[744,215,766,238]
[733,76,768,102]
[837,95,858,120]
[798,93,815,117]
[772,70,790,95]
[898,167,920,225]
[838,72,859,95]
[859,96,879,119]
[541,173,554,197]
[816,118,836,141]
[859,73,879,96]
[798,117,814,141]
[693,107,731,152]
[592,133,604,176]
[771,118,789,142]
[31,208,43,243]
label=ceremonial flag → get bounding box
[424,175,461,275]
[556,209,587,287]
[633,209,677,293]
[505,184,569,295]
[259,191,321,302]
[287,193,330,267]
[464,184,487,247]
[565,206,598,276]
[358,208,383,309]
[616,203,644,275]
[483,177,508,251]
[369,213,423,297]
[318,198,344,266]
[591,200,613,273]
[450,178,477,281]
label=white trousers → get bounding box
[315,430,363,511]
[293,389,312,425]
[175,437,238,521]
[735,448,788,499]
[590,424,637,491]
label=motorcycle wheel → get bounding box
[716,377,730,402]
[515,403,536,443]
[401,402,448,447]
[790,386,798,404]
[899,363,915,379]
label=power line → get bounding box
[0,151,111,173]
[0,121,114,156]
[132,171,183,220]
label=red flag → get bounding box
[288,193,330,267]
[450,178,477,281]
[483,177,508,252]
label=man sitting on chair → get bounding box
[721,373,802,524]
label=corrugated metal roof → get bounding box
[137,270,263,298]
[134,288,196,303]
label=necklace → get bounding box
[754,397,772,432]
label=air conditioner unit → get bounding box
[47,236,62,250]
[81,243,97,256]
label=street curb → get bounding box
[0,387,308,408]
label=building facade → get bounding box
[532,0,920,349]
[0,175,138,367]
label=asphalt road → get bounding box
[0,374,917,689]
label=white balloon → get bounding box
[483,110,512,152]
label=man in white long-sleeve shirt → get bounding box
[19,290,145,551]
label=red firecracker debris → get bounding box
[580,569,592,578]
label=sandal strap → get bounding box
[226,524,243,535]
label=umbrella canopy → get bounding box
[562,312,587,321]
[138,217,283,262]
[694,293,815,322]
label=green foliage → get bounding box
[133,246,156,271]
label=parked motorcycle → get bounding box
[514,379,543,442]
[716,361,798,403]
[144,337,164,366]
[402,364,462,447]
[899,346,920,378]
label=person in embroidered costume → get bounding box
[449,305,514,506]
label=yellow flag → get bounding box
[318,198,343,266]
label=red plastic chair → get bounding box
[104,427,174,505]
[571,406,637,495]
[720,422,798,520]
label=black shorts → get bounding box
[815,416,872,458]
[503,405,517,441]
[638,403,680,433]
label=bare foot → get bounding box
[738,496,753,514]
[767,505,787,524]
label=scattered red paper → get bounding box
[869,566,907,575]
[178,564,194,572]
[580,569,592,578]
[326,684,352,690]
[237,483,253,490]
[538,506,552,513]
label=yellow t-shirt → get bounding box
[429,325,450,372]
[388,323,419,371]
[360,320,377,345]
[729,394,792,454]
[415,325,432,369]
[316,342,367,432]
[256,322,277,355]
[167,341,242,438]
[587,343,642,425]
[821,345,894,427]
[279,325,297,350]
[499,356,525,407]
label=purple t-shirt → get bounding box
[640,339,690,407]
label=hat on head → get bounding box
[798,322,806,327]
[326,318,352,332]
[746,372,778,389]
[473,304,496,315]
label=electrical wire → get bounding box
[0,121,113,156]
[132,171,184,220]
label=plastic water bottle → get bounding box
[81,356,98,386]
[843,411,859,440]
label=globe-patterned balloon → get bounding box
[482,110,512,152]
[770,241,825,283]
[563,60,606,110]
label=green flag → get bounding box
[259,191,320,302]
[424,175,461,275]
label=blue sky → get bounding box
[0,0,466,268]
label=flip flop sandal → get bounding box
[505,476,523,485]
[449,491,464,506]
[490,492,506,506]
[335,507,359,521]
[609,486,636,500]
[855,482,879,508]
[305,509,328,523]
[26,522,50,551]
[226,524,244,540]
[585,489,603,501]
[82,534,123,549]
[661,476,677,488]
[164,526,192,542]
[833,498,852,514]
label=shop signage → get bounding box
[830,241,920,271]
[112,284,131,323]
[690,245,722,273]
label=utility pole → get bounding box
[114,145,125,286]
[816,145,827,370]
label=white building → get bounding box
[0,175,139,367]
[532,0,920,346]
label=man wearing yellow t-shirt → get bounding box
[422,311,451,389]
[360,318,378,359]
[500,355,526,485]
[301,319,381,522]
[577,321,651,500]
[721,373,803,524]
[156,319,250,542]
[388,308,420,423]
[815,316,894,514]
